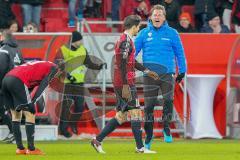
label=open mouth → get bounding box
[155,20,160,23]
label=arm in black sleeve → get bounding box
[31,66,58,103]
[0,53,10,83]
[135,59,147,72]
[83,50,102,70]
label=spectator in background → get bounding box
[8,20,20,32]
[0,0,16,30]
[179,0,195,5]
[149,0,161,6]
[176,12,196,33]
[123,0,150,19]
[84,0,102,18]
[201,12,230,33]
[160,0,181,28]
[134,0,149,20]
[231,0,240,33]
[222,0,234,30]
[24,22,38,33]
[15,0,44,30]
[111,0,120,21]
[194,0,216,31]
[68,0,87,27]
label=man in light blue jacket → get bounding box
[135,4,187,148]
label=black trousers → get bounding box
[143,74,174,128]
[59,83,85,131]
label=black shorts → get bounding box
[2,76,32,110]
[115,85,139,112]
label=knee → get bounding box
[11,110,22,122]
[115,111,128,125]
[129,109,142,121]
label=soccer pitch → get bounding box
[0,139,239,160]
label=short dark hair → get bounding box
[2,29,13,40]
[150,4,166,16]
[123,15,141,30]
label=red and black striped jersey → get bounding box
[6,61,56,88]
[113,32,136,87]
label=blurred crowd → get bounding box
[0,0,240,33]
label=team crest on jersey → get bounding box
[148,32,152,37]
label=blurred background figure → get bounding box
[68,0,87,27]
[24,22,38,33]
[134,0,149,21]
[176,12,196,33]
[0,0,16,31]
[15,0,44,30]
[231,0,240,33]
[222,0,234,30]
[201,12,230,33]
[159,0,181,28]
[8,20,20,32]
[84,0,102,18]
[194,0,216,31]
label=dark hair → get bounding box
[8,20,18,26]
[2,29,13,40]
[123,15,141,30]
[149,4,166,16]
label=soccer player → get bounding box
[91,15,159,154]
[1,61,64,155]
[135,4,187,148]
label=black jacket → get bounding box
[160,0,181,28]
[14,0,44,5]
[0,38,24,81]
[176,24,197,33]
[0,0,15,29]
[194,0,216,15]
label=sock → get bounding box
[96,118,119,142]
[144,113,154,144]
[144,121,153,144]
[163,100,173,136]
[12,121,24,150]
[25,122,35,151]
[131,120,143,149]
[3,113,13,134]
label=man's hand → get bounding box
[99,63,107,70]
[144,69,159,80]
[67,73,76,83]
[122,84,131,101]
[176,73,185,83]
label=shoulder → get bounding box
[164,25,180,38]
[137,27,151,37]
[221,25,230,32]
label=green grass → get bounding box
[0,139,240,160]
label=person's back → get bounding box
[6,61,55,88]
[113,33,136,87]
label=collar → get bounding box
[124,31,133,40]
